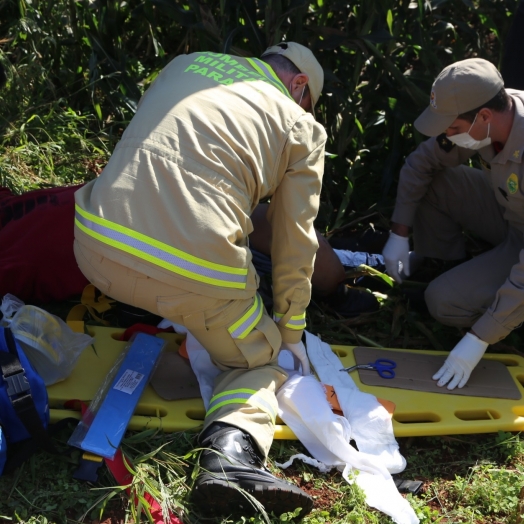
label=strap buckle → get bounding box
[4,370,30,398]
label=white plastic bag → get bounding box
[10,305,94,385]
[0,294,25,326]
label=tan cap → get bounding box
[262,42,324,111]
[414,58,504,136]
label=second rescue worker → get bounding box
[73,43,326,516]
[383,58,524,391]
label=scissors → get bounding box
[340,358,396,379]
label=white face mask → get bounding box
[289,82,306,107]
[448,113,491,150]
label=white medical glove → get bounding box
[281,341,310,376]
[382,232,410,284]
[432,332,489,390]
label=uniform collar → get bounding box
[246,58,294,102]
[491,94,524,165]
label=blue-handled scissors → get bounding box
[340,358,396,379]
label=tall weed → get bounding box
[0,0,516,222]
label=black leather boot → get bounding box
[191,422,313,518]
[324,283,380,317]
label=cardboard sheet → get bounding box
[150,351,201,400]
[353,347,522,400]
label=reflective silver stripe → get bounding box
[207,389,276,422]
[286,317,306,328]
[228,293,263,339]
[75,207,248,288]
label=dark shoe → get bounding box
[325,283,380,317]
[191,423,313,518]
[353,275,392,293]
[400,287,429,314]
[114,302,163,327]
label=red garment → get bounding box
[63,400,182,524]
[0,185,88,303]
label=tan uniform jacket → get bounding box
[392,90,524,343]
[75,52,327,343]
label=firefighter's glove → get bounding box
[382,232,410,284]
[432,332,488,390]
[282,341,310,376]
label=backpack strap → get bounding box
[0,328,57,454]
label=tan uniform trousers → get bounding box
[74,240,288,458]
[413,165,515,329]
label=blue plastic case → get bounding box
[68,332,166,459]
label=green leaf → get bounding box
[354,117,364,134]
[386,9,393,35]
[93,103,102,120]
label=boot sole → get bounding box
[192,472,313,518]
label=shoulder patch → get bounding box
[436,133,455,153]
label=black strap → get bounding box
[0,328,58,454]
[0,329,27,384]
[2,418,78,475]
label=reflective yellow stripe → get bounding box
[75,205,248,289]
[246,58,293,100]
[273,311,306,330]
[207,388,276,423]
[228,293,263,339]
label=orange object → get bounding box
[377,398,396,415]
[323,384,395,415]
[178,338,189,359]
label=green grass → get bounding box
[3,428,524,523]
